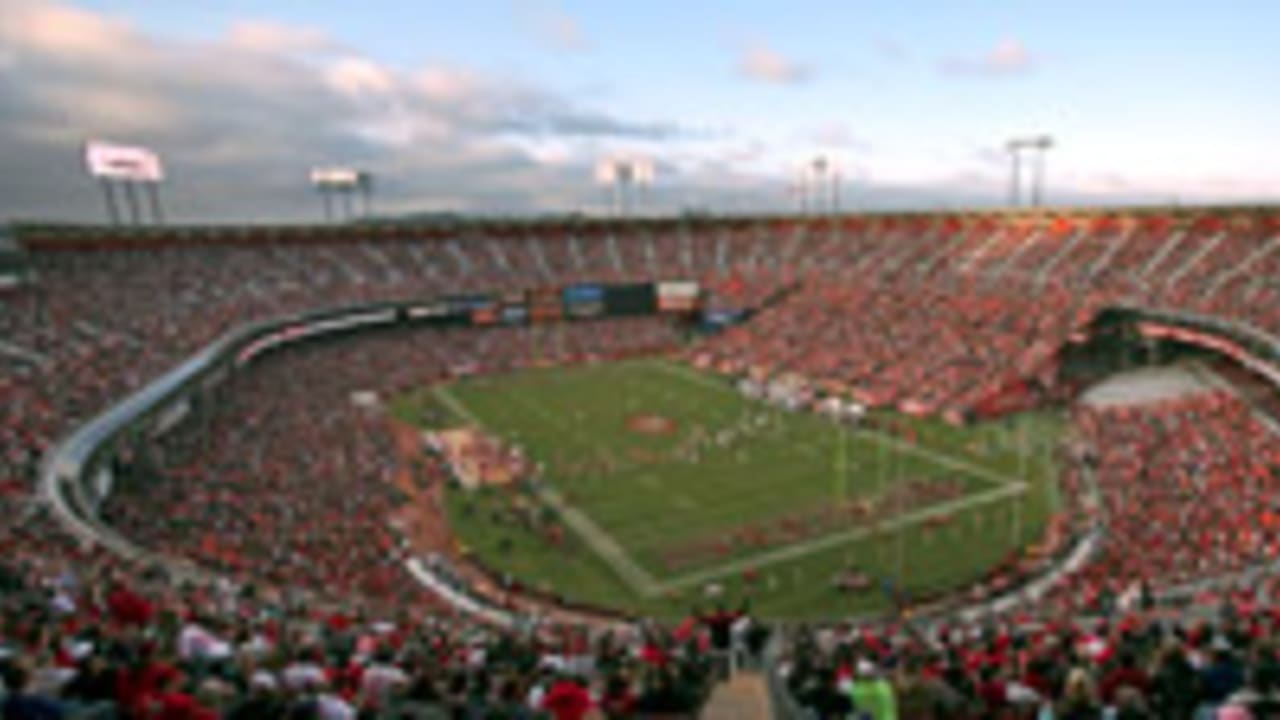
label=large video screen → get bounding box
[563,284,605,318]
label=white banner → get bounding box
[657,281,699,299]
[84,140,164,182]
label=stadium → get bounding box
[3,2,1280,719]
[4,209,1280,718]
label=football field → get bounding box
[393,358,1063,619]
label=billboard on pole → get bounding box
[84,140,165,182]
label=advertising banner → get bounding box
[657,281,700,312]
[500,305,528,325]
[527,287,563,322]
[471,306,499,326]
[563,284,604,318]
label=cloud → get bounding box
[325,56,396,98]
[940,37,1035,76]
[971,144,1010,168]
[808,123,872,152]
[0,0,714,222]
[226,20,339,56]
[416,66,479,103]
[2,0,134,62]
[737,42,811,85]
[514,0,590,53]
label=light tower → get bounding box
[595,157,655,217]
[1006,139,1023,207]
[811,155,829,213]
[83,140,166,226]
[796,155,840,214]
[310,167,373,222]
[1028,135,1054,208]
[357,172,374,218]
[1005,135,1055,208]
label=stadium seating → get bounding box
[3,209,1280,718]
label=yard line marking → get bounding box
[650,479,1028,595]
[438,381,661,594]
[854,428,1017,489]
[437,365,1038,602]
[649,359,1021,488]
[536,486,660,594]
[432,385,484,426]
[647,358,737,392]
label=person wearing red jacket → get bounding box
[541,675,593,720]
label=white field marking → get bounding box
[648,360,1021,489]
[649,479,1028,595]
[431,385,485,426]
[439,365,1029,599]
[535,485,660,594]
[853,428,1017,489]
[439,379,661,594]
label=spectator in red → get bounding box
[541,675,592,720]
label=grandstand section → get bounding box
[5,207,1280,718]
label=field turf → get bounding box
[391,357,1063,620]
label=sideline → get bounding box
[434,384,661,595]
[651,360,1022,488]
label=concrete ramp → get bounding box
[700,672,773,720]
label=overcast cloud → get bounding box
[0,0,748,222]
[0,0,1273,224]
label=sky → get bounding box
[0,0,1277,223]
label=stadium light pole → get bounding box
[343,185,356,221]
[146,182,164,225]
[1029,135,1054,208]
[595,157,654,217]
[358,172,374,218]
[1007,135,1054,208]
[634,158,655,216]
[311,168,365,223]
[122,181,142,225]
[1006,139,1024,207]
[595,159,618,216]
[98,179,121,226]
[811,156,828,214]
[84,141,166,226]
[320,186,333,222]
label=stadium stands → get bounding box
[3,208,1280,717]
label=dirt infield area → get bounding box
[626,413,679,436]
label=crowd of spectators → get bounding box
[692,276,1094,417]
[3,318,719,719]
[779,606,1280,719]
[1042,392,1280,616]
[102,320,682,606]
[3,213,1280,718]
[777,387,1280,719]
[1,539,727,719]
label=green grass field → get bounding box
[391,358,1064,620]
